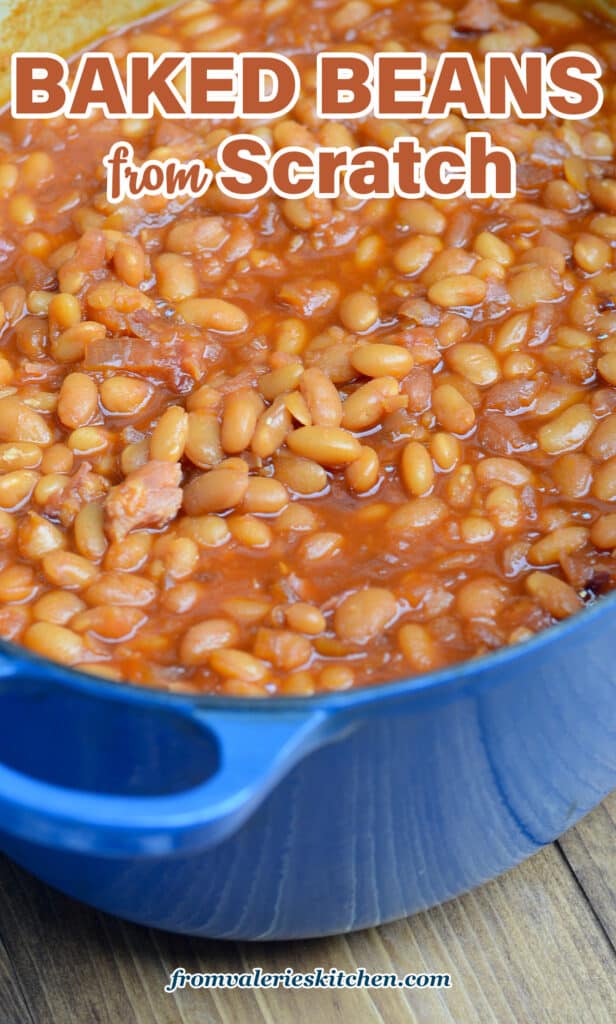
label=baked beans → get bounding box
[0,0,616,695]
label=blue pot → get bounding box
[0,593,614,940]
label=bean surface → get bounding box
[0,0,613,697]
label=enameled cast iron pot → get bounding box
[0,0,615,945]
[0,592,614,940]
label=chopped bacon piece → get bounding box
[83,311,222,393]
[214,368,261,395]
[105,460,183,542]
[277,277,340,317]
[455,0,505,32]
[44,463,109,526]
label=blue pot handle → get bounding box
[0,681,336,857]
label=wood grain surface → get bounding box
[0,791,613,1024]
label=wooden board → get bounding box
[0,792,613,1024]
